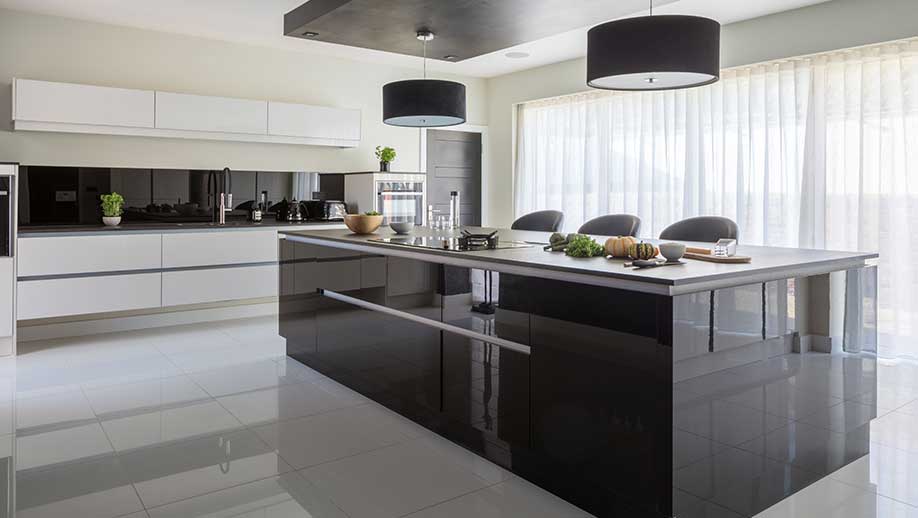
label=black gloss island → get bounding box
[277,227,879,518]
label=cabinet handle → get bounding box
[321,289,531,356]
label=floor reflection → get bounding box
[2,318,917,517]
[2,317,586,518]
[674,353,884,518]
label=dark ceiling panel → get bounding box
[284,0,664,62]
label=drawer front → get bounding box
[162,264,278,307]
[17,234,162,277]
[17,273,162,320]
[162,231,277,268]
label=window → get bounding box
[514,38,918,357]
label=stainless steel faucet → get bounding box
[219,192,233,225]
[210,167,233,225]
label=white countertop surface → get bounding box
[280,227,878,296]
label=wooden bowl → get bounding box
[344,214,384,235]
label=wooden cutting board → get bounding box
[683,252,751,263]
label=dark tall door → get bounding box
[426,130,482,226]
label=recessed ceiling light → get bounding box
[443,55,458,60]
[302,31,319,38]
[505,51,530,59]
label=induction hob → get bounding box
[370,235,533,252]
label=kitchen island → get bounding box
[278,227,879,518]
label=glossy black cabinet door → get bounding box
[311,252,443,421]
[441,331,530,470]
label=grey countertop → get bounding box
[19,220,346,237]
[280,227,878,296]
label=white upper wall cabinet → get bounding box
[11,78,360,148]
[155,92,268,135]
[13,79,154,128]
[268,102,361,142]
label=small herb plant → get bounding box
[100,192,125,217]
[364,210,381,216]
[375,146,396,164]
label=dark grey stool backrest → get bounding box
[659,216,738,243]
[577,214,641,237]
[510,210,565,232]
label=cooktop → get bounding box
[370,236,533,252]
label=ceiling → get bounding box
[0,0,832,78]
[282,0,669,62]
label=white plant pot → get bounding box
[102,216,122,227]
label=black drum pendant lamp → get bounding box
[383,30,466,127]
[587,1,720,91]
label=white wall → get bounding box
[484,0,918,227]
[0,8,487,173]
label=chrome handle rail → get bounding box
[321,289,531,356]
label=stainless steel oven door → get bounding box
[376,181,424,225]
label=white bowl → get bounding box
[658,242,686,262]
[389,221,414,235]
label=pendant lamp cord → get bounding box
[649,0,653,16]
[420,33,428,175]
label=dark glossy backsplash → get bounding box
[17,166,329,227]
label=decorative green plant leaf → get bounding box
[564,234,605,258]
[100,192,124,217]
[375,146,396,163]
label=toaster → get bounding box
[304,200,347,221]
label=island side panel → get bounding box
[671,268,878,518]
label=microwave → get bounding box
[344,173,426,225]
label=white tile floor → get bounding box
[7,317,918,517]
[5,317,592,518]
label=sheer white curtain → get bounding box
[514,38,918,357]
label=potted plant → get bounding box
[100,192,124,226]
[375,146,396,172]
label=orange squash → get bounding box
[604,236,638,258]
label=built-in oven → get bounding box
[344,173,426,226]
[376,179,425,225]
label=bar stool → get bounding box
[659,216,738,243]
[578,214,641,237]
[510,210,564,232]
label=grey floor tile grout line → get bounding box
[827,474,918,511]
[226,398,374,429]
[395,481,508,518]
[288,433,411,473]
[139,470,298,514]
[79,382,149,516]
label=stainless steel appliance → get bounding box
[0,163,16,357]
[303,200,347,221]
[344,173,426,225]
[370,234,531,252]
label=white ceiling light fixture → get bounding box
[505,51,530,59]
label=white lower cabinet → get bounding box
[162,265,278,307]
[18,234,162,277]
[162,230,278,268]
[17,273,162,320]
